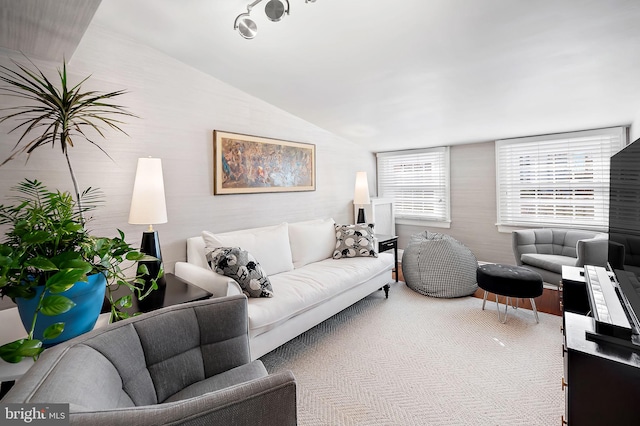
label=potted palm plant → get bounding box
[0,58,160,362]
[0,56,136,224]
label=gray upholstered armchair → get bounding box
[2,295,297,426]
[512,228,608,286]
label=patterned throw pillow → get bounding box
[333,224,378,259]
[206,247,273,298]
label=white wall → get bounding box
[0,24,376,272]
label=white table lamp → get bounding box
[129,157,168,290]
[354,171,371,224]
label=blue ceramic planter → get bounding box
[16,273,107,346]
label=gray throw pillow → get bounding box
[206,247,274,298]
[333,223,378,259]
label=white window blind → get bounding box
[377,147,450,222]
[496,127,626,230]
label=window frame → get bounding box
[376,147,451,228]
[495,127,627,231]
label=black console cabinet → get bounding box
[561,266,640,425]
[563,312,640,425]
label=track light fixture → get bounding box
[234,0,315,39]
[265,0,289,22]
[234,13,258,39]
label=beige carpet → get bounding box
[261,282,564,425]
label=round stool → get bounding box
[476,263,543,323]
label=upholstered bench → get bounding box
[476,263,543,323]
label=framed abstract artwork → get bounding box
[213,130,316,194]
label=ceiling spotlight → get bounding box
[265,0,289,22]
[234,13,258,39]
[234,0,315,38]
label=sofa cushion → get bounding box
[333,223,378,259]
[207,247,273,298]
[246,253,393,338]
[521,253,577,274]
[202,222,293,276]
[288,218,336,268]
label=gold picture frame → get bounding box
[213,130,316,195]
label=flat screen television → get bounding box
[608,136,640,329]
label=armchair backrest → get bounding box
[3,295,250,409]
[512,228,606,265]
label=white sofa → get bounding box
[175,218,394,360]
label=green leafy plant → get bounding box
[0,56,137,224]
[0,179,160,363]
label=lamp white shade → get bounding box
[353,171,371,205]
[128,158,168,226]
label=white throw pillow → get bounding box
[202,222,294,276]
[288,218,336,268]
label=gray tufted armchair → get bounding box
[512,228,608,286]
[2,295,297,426]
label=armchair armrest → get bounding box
[576,237,609,267]
[70,370,297,426]
[511,229,537,265]
[174,262,235,298]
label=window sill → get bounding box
[496,224,607,234]
[397,218,451,229]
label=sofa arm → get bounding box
[227,280,243,296]
[70,370,297,426]
[174,262,235,298]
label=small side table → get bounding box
[377,234,399,298]
[109,273,213,316]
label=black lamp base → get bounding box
[357,208,366,224]
[138,230,166,294]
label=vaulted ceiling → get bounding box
[0,0,100,61]
[2,0,640,152]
